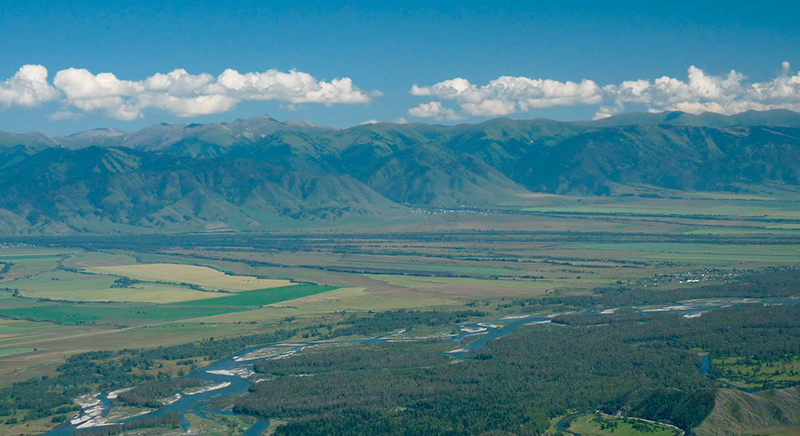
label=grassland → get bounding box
[0,248,72,283]
[713,356,800,390]
[694,387,800,436]
[185,412,257,436]
[185,413,229,435]
[0,348,33,357]
[568,414,681,436]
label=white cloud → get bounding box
[0,65,61,108]
[48,110,83,121]
[409,76,602,119]
[605,64,800,115]
[408,101,462,121]
[411,78,472,99]
[411,63,800,120]
[214,69,375,104]
[1,65,378,120]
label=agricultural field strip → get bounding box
[518,207,800,220]
[0,254,337,328]
[86,263,295,292]
[166,243,796,282]
[6,270,229,304]
[0,283,336,329]
[0,257,305,305]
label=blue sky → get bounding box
[1,0,799,134]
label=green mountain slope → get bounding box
[510,125,800,194]
[355,143,527,206]
[1,110,800,234]
[0,147,401,234]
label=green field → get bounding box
[0,285,335,326]
[568,414,681,436]
[0,348,34,357]
[0,249,70,283]
[167,284,336,307]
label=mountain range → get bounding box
[1,109,800,235]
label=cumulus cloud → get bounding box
[601,65,800,118]
[409,63,800,121]
[1,65,377,120]
[410,76,602,118]
[0,65,61,108]
[601,66,754,117]
[408,101,462,121]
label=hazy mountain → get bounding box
[51,115,332,154]
[587,109,800,128]
[0,130,58,149]
[55,128,128,149]
[1,109,800,234]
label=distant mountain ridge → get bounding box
[582,109,800,128]
[5,110,800,152]
[1,109,800,234]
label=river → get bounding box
[43,296,800,436]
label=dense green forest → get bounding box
[237,317,709,434]
[235,303,800,435]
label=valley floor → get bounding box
[1,190,800,434]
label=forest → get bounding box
[234,303,800,435]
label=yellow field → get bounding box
[190,287,457,323]
[86,263,295,292]
[9,270,228,303]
